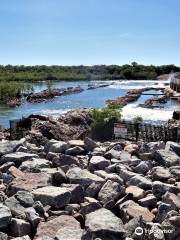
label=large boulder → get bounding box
[61,184,84,203]
[119,200,155,222]
[152,166,172,181]
[52,154,79,167]
[84,137,98,151]
[66,167,105,188]
[0,139,26,157]
[89,156,110,171]
[0,152,38,167]
[32,186,71,209]
[153,150,180,167]
[152,181,180,199]
[0,204,12,229]
[98,180,125,204]
[127,175,152,190]
[35,215,82,239]
[165,141,180,157]
[10,218,31,237]
[83,208,125,239]
[19,158,50,172]
[8,172,52,195]
[5,196,26,218]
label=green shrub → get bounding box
[133,115,143,124]
[0,81,33,103]
[91,104,122,129]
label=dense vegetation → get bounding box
[0,81,33,103]
[91,103,122,129]
[0,63,179,81]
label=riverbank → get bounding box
[0,133,180,239]
[0,64,179,82]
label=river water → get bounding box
[0,79,178,128]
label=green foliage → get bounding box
[46,80,53,94]
[133,115,143,124]
[0,64,179,82]
[0,124,2,131]
[91,104,122,129]
[107,102,122,110]
[0,81,33,103]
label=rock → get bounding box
[98,180,125,204]
[65,146,85,156]
[11,236,31,240]
[152,167,172,181]
[127,175,152,190]
[0,204,12,229]
[7,166,24,178]
[10,218,31,237]
[68,140,84,148]
[119,200,155,222]
[66,167,105,188]
[124,144,139,154]
[125,186,145,200]
[169,215,180,228]
[85,182,102,198]
[40,168,67,185]
[32,186,71,209]
[19,158,50,172]
[104,149,121,160]
[55,223,83,240]
[89,156,110,171]
[61,184,84,203]
[162,192,180,210]
[83,208,125,239]
[8,172,52,195]
[166,141,180,156]
[0,232,8,240]
[148,224,165,240]
[5,196,26,218]
[64,203,80,214]
[52,154,79,167]
[79,198,101,216]
[48,141,69,153]
[84,137,98,151]
[0,162,15,173]
[0,152,38,167]
[25,207,40,228]
[35,215,82,239]
[152,181,180,199]
[144,141,165,152]
[153,150,180,167]
[155,202,174,223]
[117,168,137,182]
[0,139,25,157]
[133,161,150,174]
[94,170,123,184]
[138,194,157,208]
[169,166,180,181]
[15,191,34,208]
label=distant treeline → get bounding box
[0,63,179,81]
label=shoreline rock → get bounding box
[0,135,179,239]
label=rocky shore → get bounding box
[26,86,84,103]
[107,87,164,107]
[0,136,180,240]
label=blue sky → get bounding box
[0,0,180,66]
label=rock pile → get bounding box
[0,137,180,239]
[27,86,84,103]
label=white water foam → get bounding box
[108,80,170,90]
[38,109,71,118]
[122,103,173,122]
